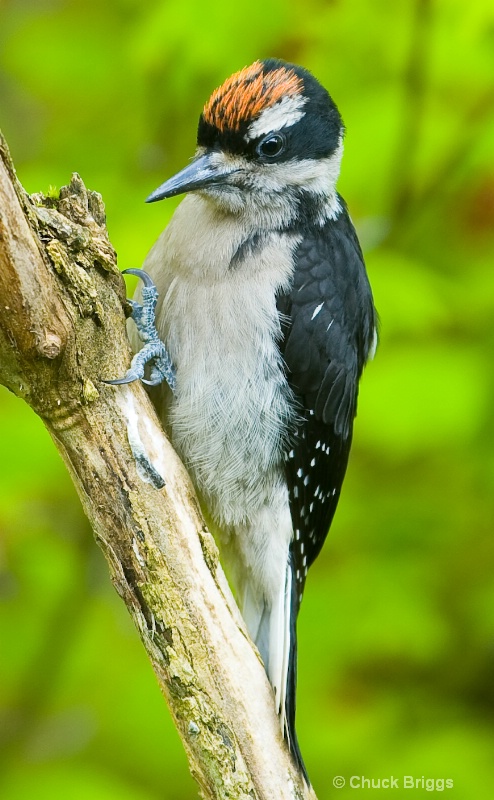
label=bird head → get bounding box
[146,59,344,222]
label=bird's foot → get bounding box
[104,268,176,391]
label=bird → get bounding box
[118,58,377,780]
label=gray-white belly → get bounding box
[167,281,295,529]
[143,194,300,532]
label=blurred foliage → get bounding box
[1,0,493,797]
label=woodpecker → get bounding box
[114,59,377,779]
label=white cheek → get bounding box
[248,138,344,195]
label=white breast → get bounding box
[143,194,300,529]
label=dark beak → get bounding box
[145,151,235,203]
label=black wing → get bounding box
[277,204,376,777]
[277,204,376,776]
[278,203,376,611]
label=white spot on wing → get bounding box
[311,302,324,320]
[368,326,378,361]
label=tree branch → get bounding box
[0,131,315,800]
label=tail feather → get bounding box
[284,561,308,781]
[267,562,291,727]
[241,562,309,783]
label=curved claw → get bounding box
[104,268,176,391]
[103,376,137,386]
[103,369,143,386]
[122,268,156,287]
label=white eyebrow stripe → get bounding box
[245,95,307,141]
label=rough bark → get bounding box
[0,132,317,800]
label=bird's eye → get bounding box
[257,133,286,159]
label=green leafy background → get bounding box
[1,1,493,797]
